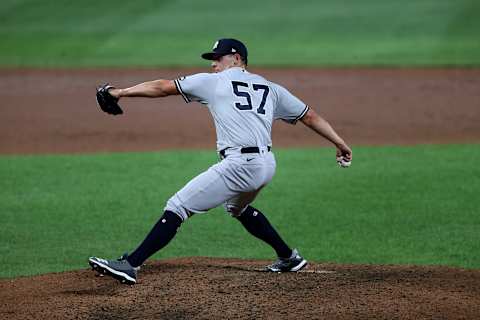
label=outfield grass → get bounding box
[0,145,479,278]
[1,0,479,67]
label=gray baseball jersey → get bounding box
[174,67,309,151]
[166,67,309,221]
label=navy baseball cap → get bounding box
[201,38,248,64]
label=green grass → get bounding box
[0,145,479,278]
[1,0,479,67]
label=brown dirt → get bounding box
[1,68,479,154]
[1,257,479,320]
[1,68,479,319]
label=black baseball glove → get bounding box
[96,84,123,115]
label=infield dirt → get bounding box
[1,68,479,154]
[1,68,479,319]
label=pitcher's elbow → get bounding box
[300,109,316,126]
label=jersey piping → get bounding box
[174,79,190,103]
[293,105,310,123]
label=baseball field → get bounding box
[1,1,480,319]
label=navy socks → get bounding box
[126,206,291,267]
[127,210,182,268]
[236,206,292,259]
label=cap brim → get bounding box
[201,52,222,60]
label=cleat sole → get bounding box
[88,258,136,285]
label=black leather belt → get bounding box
[220,146,271,158]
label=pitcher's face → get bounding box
[211,54,241,73]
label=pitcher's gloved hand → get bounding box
[96,84,123,115]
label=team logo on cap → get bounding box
[231,48,237,52]
[213,41,219,50]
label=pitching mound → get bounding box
[1,257,479,319]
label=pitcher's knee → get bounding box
[224,203,249,218]
[164,195,190,221]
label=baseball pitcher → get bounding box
[90,38,352,284]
